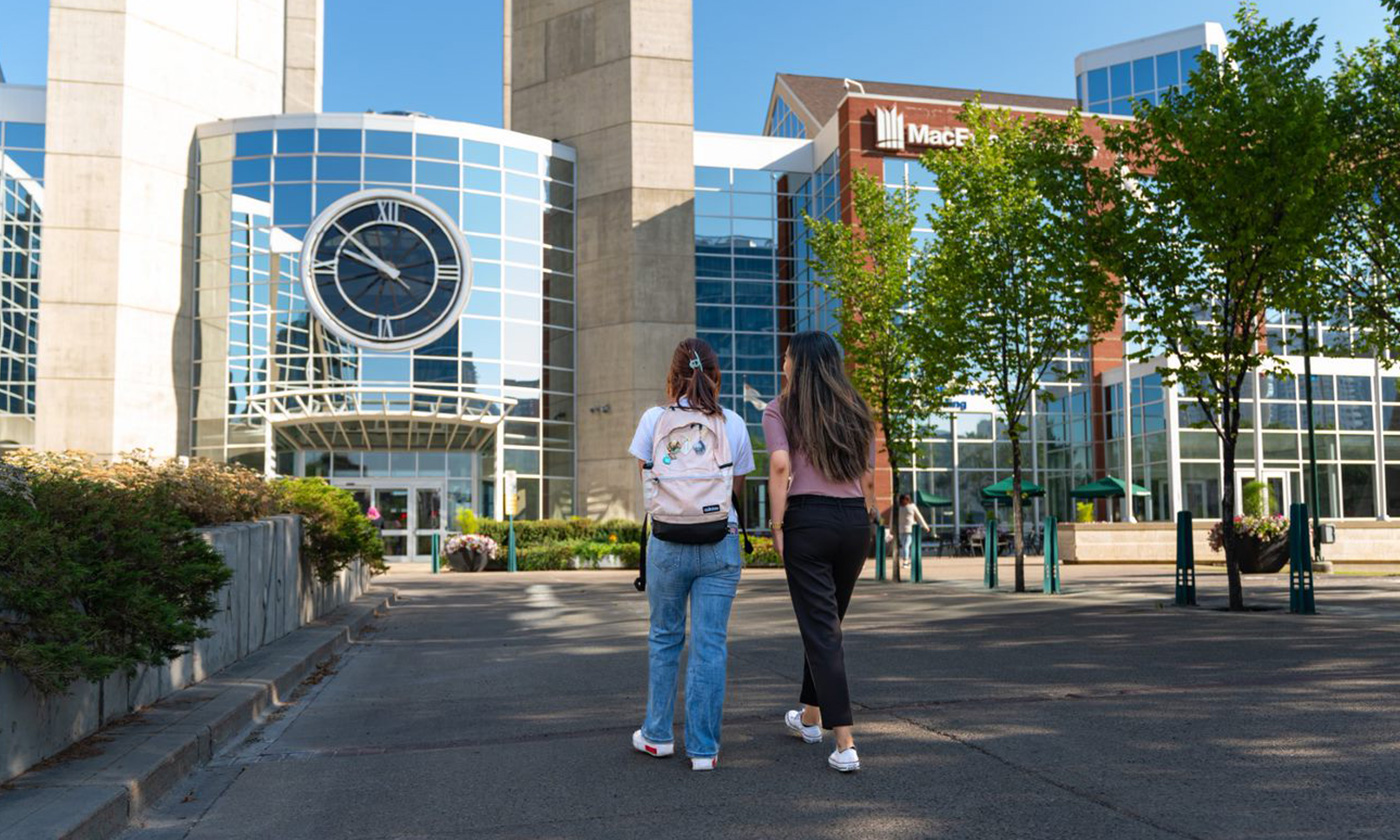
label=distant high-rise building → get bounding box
[1075,23,1228,116]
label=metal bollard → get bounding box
[983,517,998,589]
[912,527,924,583]
[1175,510,1196,606]
[432,531,441,575]
[507,513,518,573]
[1042,516,1060,594]
[874,522,887,581]
[1289,502,1316,615]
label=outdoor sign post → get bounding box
[1175,511,1197,606]
[504,470,518,573]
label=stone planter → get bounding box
[1235,536,1289,574]
[447,548,489,572]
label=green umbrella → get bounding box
[1070,476,1151,499]
[980,476,1046,500]
[915,489,953,507]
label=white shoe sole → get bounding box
[785,712,823,744]
[691,756,717,771]
[829,754,861,772]
[632,730,674,758]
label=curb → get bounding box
[0,586,397,840]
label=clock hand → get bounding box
[338,228,402,281]
[343,249,413,291]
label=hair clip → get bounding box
[689,350,703,370]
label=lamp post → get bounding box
[1301,314,1331,573]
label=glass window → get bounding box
[696,191,729,216]
[417,134,459,161]
[316,155,360,181]
[467,235,501,261]
[1340,434,1375,460]
[1339,405,1374,431]
[1155,52,1180,88]
[505,172,539,199]
[364,156,411,183]
[733,192,775,218]
[1132,57,1155,93]
[460,317,501,359]
[463,166,501,192]
[274,155,312,181]
[548,156,574,184]
[1337,375,1372,402]
[316,182,359,211]
[503,147,537,174]
[417,188,459,223]
[317,129,361,153]
[732,169,774,193]
[416,160,459,188]
[463,193,501,234]
[1109,62,1131,99]
[696,167,729,189]
[365,130,412,156]
[1342,464,1376,518]
[504,263,540,294]
[505,199,541,240]
[232,157,270,184]
[1307,375,1335,401]
[277,129,314,153]
[1087,67,1109,103]
[697,306,732,330]
[235,130,273,157]
[3,122,44,149]
[1111,98,1134,116]
[1181,46,1205,79]
[272,184,311,226]
[463,140,500,167]
[466,289,501,317]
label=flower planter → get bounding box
[445,547,489,572]
[1235,536,1290,574]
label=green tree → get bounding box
[805,172,949,578]
[1094,5,1340,610]
[918,97,1118,592]
[1325,0,1400,358]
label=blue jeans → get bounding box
[642,533,741,758]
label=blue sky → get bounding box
[0,1,1391,133]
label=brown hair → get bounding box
[780,331,874,483]
[666,337,722,415]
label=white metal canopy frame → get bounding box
[244,384,518,466]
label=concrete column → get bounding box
[509,0,696,519]
[36,0,288,459]
[284,0,324,113]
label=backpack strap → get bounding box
[733,492,753,556]
[634,514,649,592]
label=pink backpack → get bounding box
[642,406,734,545]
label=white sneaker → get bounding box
[691,756,718,771]
[828,745,860,772]
[785,709,823,744]
[632,729,674,758]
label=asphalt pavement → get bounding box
[120,563,1400,840]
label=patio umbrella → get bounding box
[915,489,953,507]
[980,476,1046,500]
[1069,476,1151,499]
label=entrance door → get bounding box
[338,480,447,563]
[1236,469,1293,516]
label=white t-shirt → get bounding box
[629,401,755,526]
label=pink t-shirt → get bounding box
[761,401,872,499]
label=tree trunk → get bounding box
[1220,435,1244,611]
[1011,432,1026,593]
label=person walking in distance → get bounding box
[897,492,930,572]
[762,330,877,772]
[629,338,754,771]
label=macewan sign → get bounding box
[873,105,972,153]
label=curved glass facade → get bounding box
[0,119,43,436]
[192,115,576,543]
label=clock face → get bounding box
[300,189,472,351]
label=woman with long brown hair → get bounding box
[762,330,877,772]
[627,337,754,771]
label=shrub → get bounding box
[0,459,232,694]
[455,507,479,536]
[1075,501,1094,523]
[746,535,782,567]
[1241,479,1270,518]
[275,478,386,582]
[470,517,644,547]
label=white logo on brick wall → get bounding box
[874,106,906,152]
[873,105,974,153]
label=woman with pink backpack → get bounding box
[628,337,754,771]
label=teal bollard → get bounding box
[1175,511,1196,606]
[432,532,440,575]
[1042,516,1060,594]
[507,513,518,573]
[983,517,998,589]
[874,522,886,581]
[911,526,924,583]
[1289,502,1316,615]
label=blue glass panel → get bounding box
[732,169,774,192]
[272,183,312,226]
[695,216,729,238]
[316,155,360,181]
[505,172,539,199]
[5,149,44,179]
[3,123,44,149]
[365,130,412,156]
[416,134,459,161]
[274,155,312,181]
[277,129,314,153]
[233,183,270,201]
[696,255,732,277]
[1156,52,1180,87]
[696,167,729,189]
[417,188,460,223]
[1111,98,1134,116]
[505,198,541,240]
[695,191,729,216]
[472,260,502,288]
[466,289,501,317]
[1087,68,1109,103]
[461,360,501,385]
[504,240,541,266]
[1109,62,1131,99]
[883,158,907,184]
[233,157,271,184]
[1181,46,1204,78]
[315,183,359,212]
[696,280,731,304]
[1209,44,1220,57]
[734,257,773,279]
[697,306,732,330]
[460,318,501,359]
[463,193,501,234]
[1088,101,1109,114]
[503,147,537,174]
[235,130,273,157]
[364,156,411,183]
[317,129,361,153]
[735,308,772,332]
[463,140,500,167]
[465,235,501,260]
[733,192,774,218]
[1133,57,1155,93]
[415,160,459,188]
[1139,91,1158,107]
[504,293,541,321]
[463,166,501,192]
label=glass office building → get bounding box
[192,114,575,560]
[0,84,43,452]
[1074,22,1229,115]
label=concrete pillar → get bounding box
[284,0,324,113]
[509,0,696,519]
[36,0,290,459]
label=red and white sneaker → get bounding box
[690,756,717,771]
[632,729,674,758]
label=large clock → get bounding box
[300,189,472,351]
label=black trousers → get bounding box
[781,494,871,729]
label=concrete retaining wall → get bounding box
[1061,520,1400,564]
[0,515,371,784]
